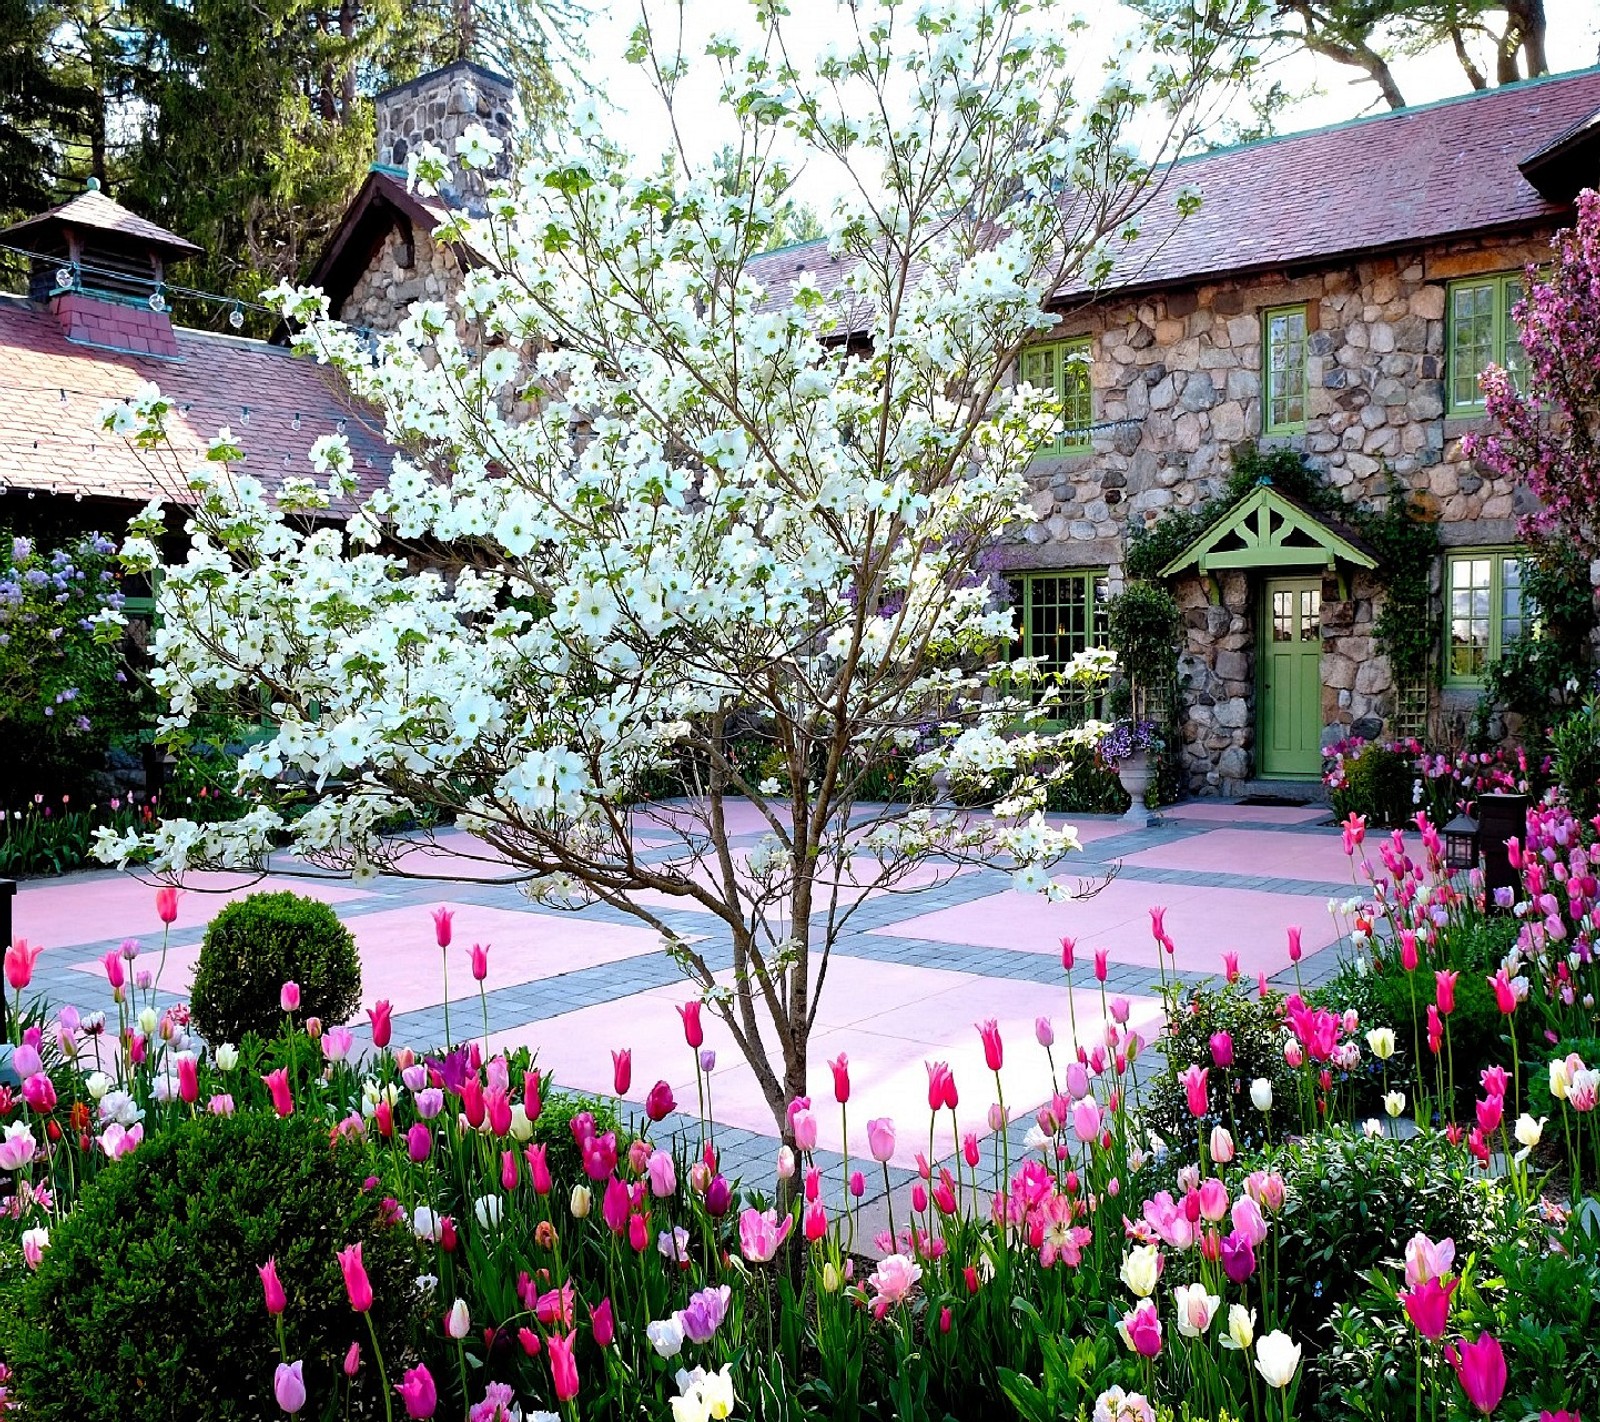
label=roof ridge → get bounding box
[1175,63,1600,169]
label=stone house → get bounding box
[303,65,1600,795]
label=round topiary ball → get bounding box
[10,1111,419,1421]
[191,890,361,1044]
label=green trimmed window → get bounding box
[1019,338,1092,455]
[1447,274,1527,412]
[1007,570,1108,679]
[1263,305,1308,434]
[1445,549,1528,684]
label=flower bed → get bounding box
[1323,737,1546,828]
[1,822,1597,1421]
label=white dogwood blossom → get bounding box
[96,0,1252,1135]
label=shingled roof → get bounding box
[746,65,1600,312]
[1068,63,1600,299]
[0,186,202,261]
[0,293,391,514]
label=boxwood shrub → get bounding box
[192,890,361,1044]
[8,1111,419,1421]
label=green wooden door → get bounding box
[1258,577,1324,779]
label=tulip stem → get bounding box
[440,948,451,1050]
[363,1311,394,1422]
[881,1161,897,1250]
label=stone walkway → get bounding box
[13,798,1368,1205]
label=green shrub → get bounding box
[9,1112,419,1422]
[1325,1205,1597,1422]
[192,891,361,1044]
[1260,1126,1509,1411]
[1552,695,1600,823]
[1329,741,1415,826]
[1142,981,1297,1156]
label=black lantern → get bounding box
[1443,812,1480,873]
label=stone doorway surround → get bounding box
[1160,480,1381,796]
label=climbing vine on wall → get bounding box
[1125,443,1439,683]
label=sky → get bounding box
[572,1,1600,209]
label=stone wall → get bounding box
[341,226,462,335]
[994,228,1558,791]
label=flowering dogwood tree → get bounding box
[1469,188,1600,564]
[98,0,1254,1136]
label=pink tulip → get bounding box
[804,1199,828,1242]
[1118,1299,1163,1357]
[407,1123,431,1162]
[789,1100,819,1152]
[4,939,42,992]
[1488,969,1517,1015]
[1436,970,1458,1015]
[1402,1275,1458,1340]
[1209,1031,1234,1068]
[611,1049,632,1096]
[970,1019,1001,1072]
[396,1362,438,1418]
[177,1055,199,1105]
[1287,925,1302,962]
[274,1360,306,1415]
[1094,948,1109,982]
[1035,1016,1055,1048]
[431,906,453,948]
[526,1142,552,1194]
[547,1332,579,1403]
[101,950,125,993]
[1179,1064,1209,1118]
[1072,1097,1101,1143]
[829,1053,850,1103]
[337,1242,373,1312]
[22,1073,55,1114]
[867,1116,896,1162]
[1060,936,1075,971]
[739,1206,793,1263]
[592,1297,614,1347]
[485,1086,512,1136]
[1400,930,1419,972]
[925,1061,958,1111]
[262,1068,293,1117]
[678,1000,704,1048]
[279,981,301,1013]
[1221,951,1239,983]
[259,1257,287,1315]
[645,1080,675,1121]
[367,1001,393,1049]
[1447,1333,1507,1415]
[155,887,180,924]
[343,1342,361,1377]
[470,943,489,981]
[1405,1233,1457,1289]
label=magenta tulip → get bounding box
[1447,1333,1507,1415]
[259,1257,287,1316]
[395,1362,438,1418]
[337,1242,373,1313]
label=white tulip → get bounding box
[1250,1078,1273,1111]
[1255,1330,1302,1388]
[1119,1243,1160,1298]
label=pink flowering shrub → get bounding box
[1465,189,1600,565]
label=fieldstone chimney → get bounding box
[374,60,516,210]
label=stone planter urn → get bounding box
[1117,750,1156,826]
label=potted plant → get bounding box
[1098,718,1163,824]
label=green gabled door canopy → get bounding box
[1158,480,1379,581]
